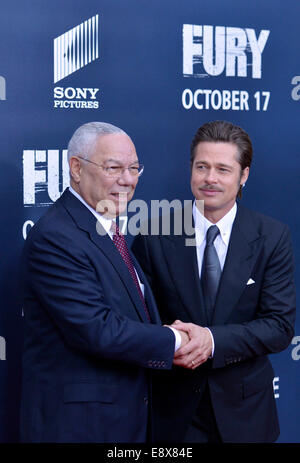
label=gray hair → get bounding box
[67,122,126,161]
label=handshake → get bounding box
[168,320,213,370]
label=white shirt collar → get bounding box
[193,201,237,247]
[68,186,113,235]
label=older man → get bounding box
[20,122,187,443]
[132,120,296,443]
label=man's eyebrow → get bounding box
[194,160,233,169]
[217,163,233,169]
[194,160,209,164]
[103,158,139,165]
[103,158,122,164]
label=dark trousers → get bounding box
[183,383,222,443]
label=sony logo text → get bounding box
[53,87,100,109]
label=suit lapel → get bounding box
[131,254,162,324]
[89,229,151,324]
[212,203,265,325]
[162,203,265,327]
[60,189,151,324]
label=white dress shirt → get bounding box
[69,186,115,237]
[193,201,237,276]
[193,201,237,356]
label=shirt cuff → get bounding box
[204,327,215,357]
[166,327,182,352]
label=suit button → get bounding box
[144,397,148,405]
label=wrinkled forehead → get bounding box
[91,133,138,164]
[193,141,240,164]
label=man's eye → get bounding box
[106,166,121,172]
[129,167,139,174]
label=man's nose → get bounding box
[118,168,136,185]
[204,168,218,183]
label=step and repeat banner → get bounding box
[0,0,299,443]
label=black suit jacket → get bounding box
[132,203,296,443]
[20,189,175,443]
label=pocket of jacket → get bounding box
[242,362,274,399]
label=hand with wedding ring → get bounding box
[171,320,213,370]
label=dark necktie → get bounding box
[111,223,151,322]
[201,225,221,323]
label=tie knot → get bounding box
[206,225,220,245]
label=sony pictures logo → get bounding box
[53,14,100,109]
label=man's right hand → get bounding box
[172,320,213,369]
[164,325,190,354]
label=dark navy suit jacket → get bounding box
[132,203,296,443]
[20,189,175,443]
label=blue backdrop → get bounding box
[0,0,299,443]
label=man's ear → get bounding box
[69,157,81,183]
[240,166,250,186]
